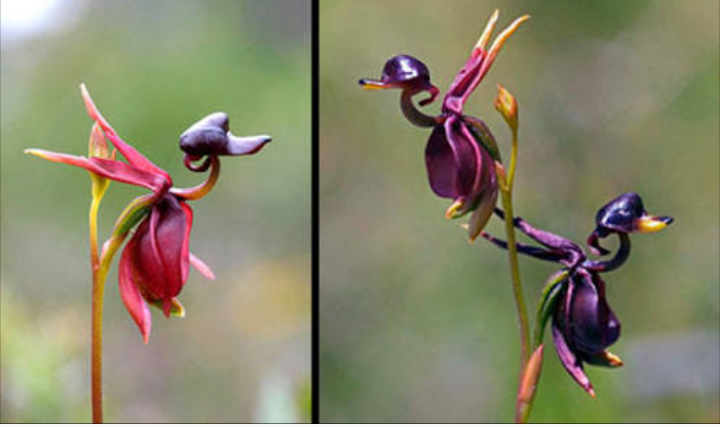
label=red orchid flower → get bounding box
[26,85,270,343]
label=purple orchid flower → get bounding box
[26,85,270,343]
[480,193,672,395]
[359,11,529,240]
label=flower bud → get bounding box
[495,84,518,133]
[518,345,544,405]
[87,123,112,200]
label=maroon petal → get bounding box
[130,195,189,317]
[118,236,153,343]
[443,53,486,114]
[552,320,595,396]
[444,117,479,198]
[425,125,457,198]
[458,120,493,208]
[568,270,621,354]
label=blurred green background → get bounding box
[1,0,310,422]
[320,0,718,423]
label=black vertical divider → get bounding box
[311,0,320,423]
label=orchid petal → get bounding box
[129,195,188,317]
[467,182,498,241]
[425,125,458,198]
[444,117,479,198]
[552,320,595,397]
[80,84,171,182]
[25,149,168,193]
[118,239,152,343]
[569,270,620,354]
[443,14,529,113]
[179,201,194,284]
[190,253,216,280]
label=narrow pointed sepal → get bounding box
[190,253,216,280]
[535,270,569,343]
[552,321,595,397]
[112,194,155,237]
[24,148,169,193]
[467,184,498,242]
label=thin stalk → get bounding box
[88,195,103,423]
[90,197,128,423]
[499,128,531,423]
[501,190,530,369]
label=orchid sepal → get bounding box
[111,194,156,237]
[534,269,570,345]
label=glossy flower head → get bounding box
[359,55,439,106]
[179,112,271,171]
[552,268,623,397]
[587,192,673,256]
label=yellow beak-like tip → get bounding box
[604,351,624,367]
[358,79,387,90]
[636,215,673,233]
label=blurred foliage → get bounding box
[320,0,718,423]
[1,0,310,422]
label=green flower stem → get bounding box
[88,191,104,423]
[90,211,128,423]
[497,128,532,423]
[500,191,530,367]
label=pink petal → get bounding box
[190,252,216,280]
[80,84,172,183]
[25,149,168,193]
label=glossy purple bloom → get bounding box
[480,193,672,395]
[551,268,622,396]
[359,11,529,239]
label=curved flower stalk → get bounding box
[25,84,270,422]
